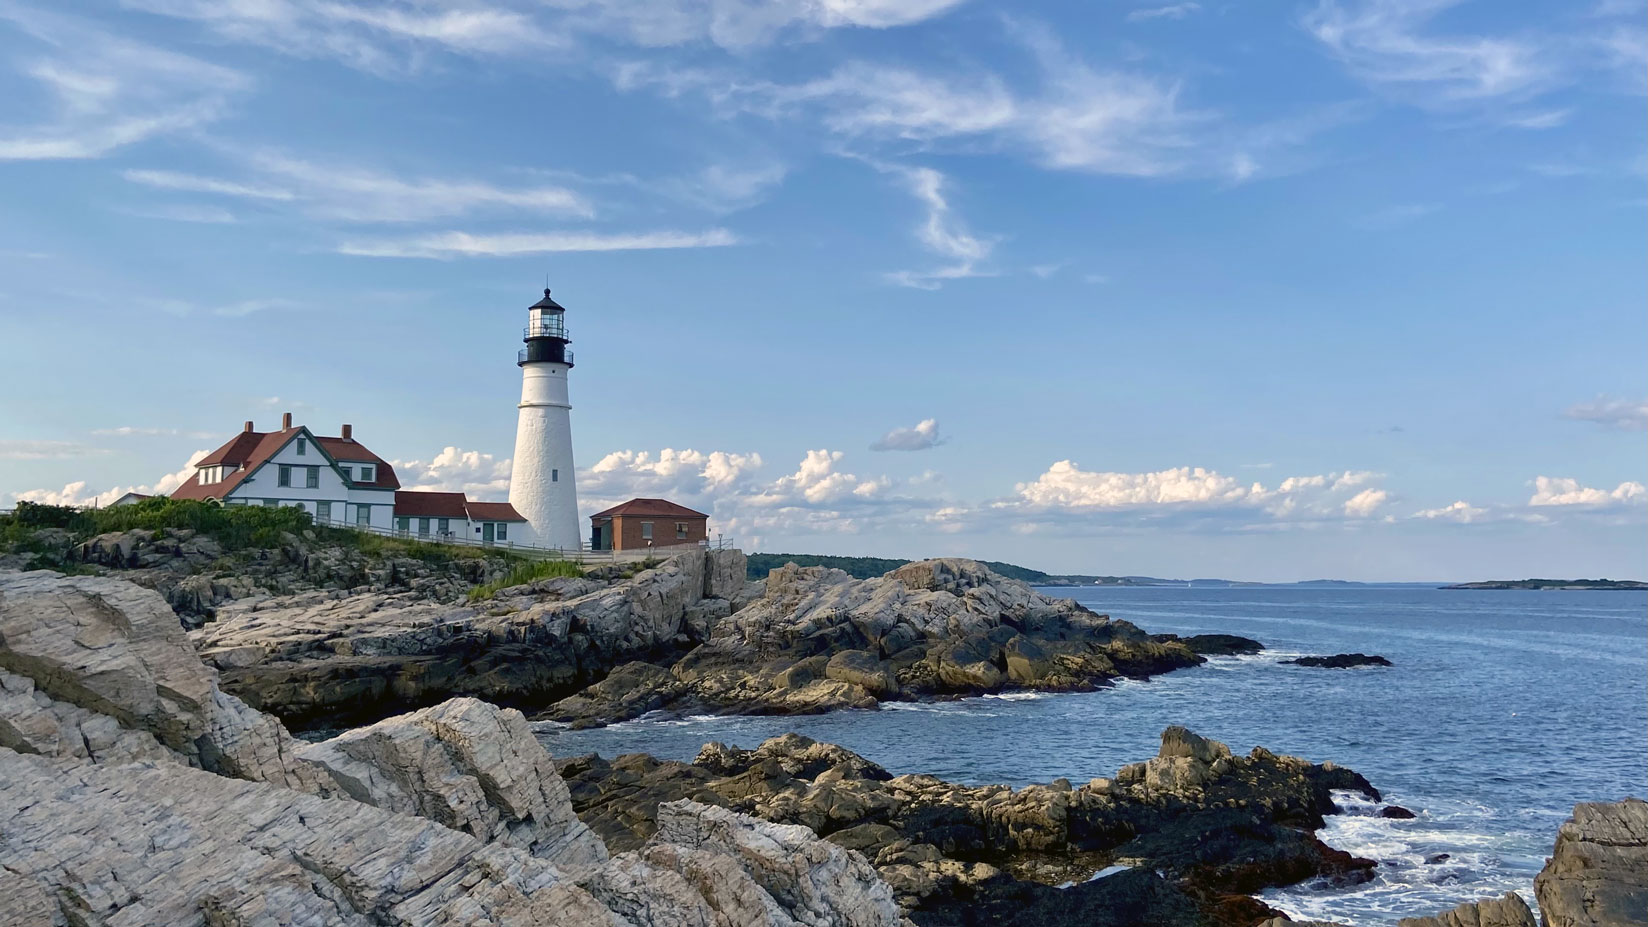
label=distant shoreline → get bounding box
[1440,579,1648,591]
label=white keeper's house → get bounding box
[170,412,529,545]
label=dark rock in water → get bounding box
[1426,853,1452,864]
[1155,633,1266,656]
[1282,653,1394,668]
[555,725,1382,927]
[1381,805,1418,819]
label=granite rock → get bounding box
[1534,798,1648,927]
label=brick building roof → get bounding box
[589,498,709,520]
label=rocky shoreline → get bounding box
[189,554,1220,732]
[1,567,1642,927]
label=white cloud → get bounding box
[123,0,562,75]
[1563,395,1648,431]
[392,446,514,497]
[879,166,995,289]
[127,153,592,224]
[122,168,295,201]
[1303,0,1550,102]
[1503,108,1570,129]
[1528,476,1646,507]
[92,426,217,439]
[540,0,966,50]
[336,228,739,258]
[1343,487,1388,517]
[870,418,946,452]
[0,6,245,160]
[583,448,765,502]
[119,204,239,224]
[0,440,108,460]
[1127,3,1201,23]
[1010,461,1392,526]
[1413,500,1487,522]
[9,451,207,507]
[1356,201,1440,228]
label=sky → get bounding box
[1,0,1644,582]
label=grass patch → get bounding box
[466,558,584,602]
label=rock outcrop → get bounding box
[1397,892,1538,927]
[556,726,1381,926]
[1534,798,1648,927]
[0,569,904,927]
[544,558,1205,728]
[0,570,332,792]
[192,548,752,729]
[1280,653,1393,668]
[297,697,609,869]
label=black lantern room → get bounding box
[519,288,574,367]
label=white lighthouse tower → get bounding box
[508,288,581,550]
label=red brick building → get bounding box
[589,498,709,551]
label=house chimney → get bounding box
[243,420,254,433]
[341,424,353,441]
[281,412,293,430]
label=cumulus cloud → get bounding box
[391,446,513,497]
[1563,395,1648,431]
[870,419,945,452]
[1528,476,1646,507]
[1010,461,1390,525]
[1413,500,1487,522]
[9,451,207,507]
[583,448,765,501]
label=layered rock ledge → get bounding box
[0,569,902,927]
[542,558,1205,728]
[191,554,1208,732]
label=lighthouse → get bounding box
[508,288,580,550]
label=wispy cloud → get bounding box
[1563,395,1648,430]
[122,168,295,201]
[879,165,996,289]
[1128,3,1201,22]
[0,439,109,460]
[118,203,239,224]
[123,152,593,223]
[336,227,739,258]
[92,426,217,439]
[0,5,245,160]
[1303,0,1550,102]
[1355,201,1439,228]
[871,418,945,452]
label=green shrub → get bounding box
[467,558,584,601]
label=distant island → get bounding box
[1441,578,1648,591]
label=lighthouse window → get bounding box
[552,469,559,482]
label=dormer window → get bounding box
[358,464,375,483]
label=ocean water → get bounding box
[534,585,1648,924]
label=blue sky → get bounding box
[1,0,1644,581]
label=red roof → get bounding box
[171,425,400,501]
[590,498,708,520]
[394,491,469,518]
[465,501,526,522]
